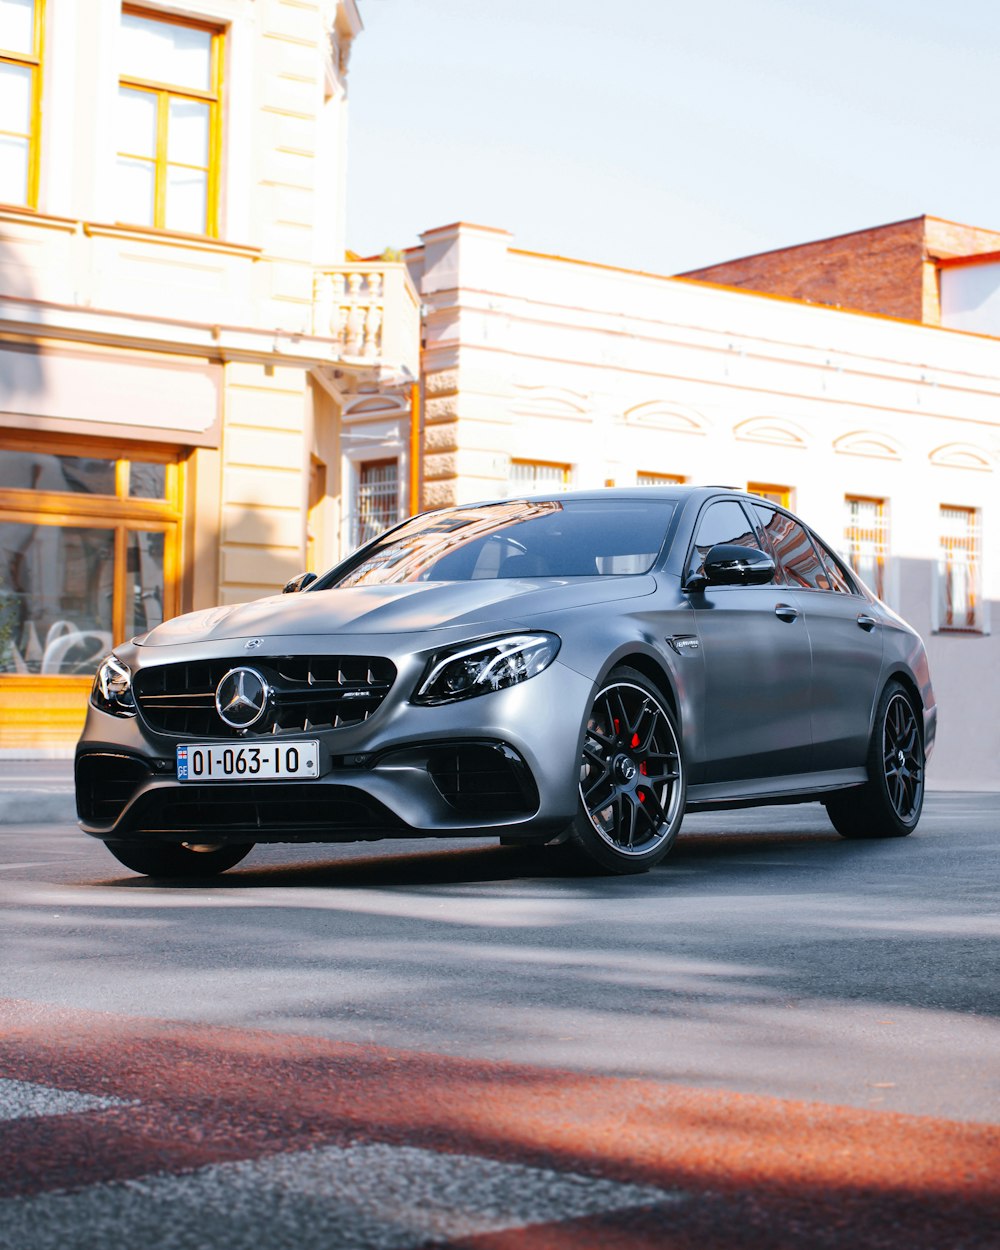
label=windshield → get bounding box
[317,499,677,588]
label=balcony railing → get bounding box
[312,262,420,376]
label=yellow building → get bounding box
[0,0,419,752]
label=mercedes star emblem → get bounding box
[215,667,271,730]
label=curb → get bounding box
[0,789,76,826]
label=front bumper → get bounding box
[76,656,592,846]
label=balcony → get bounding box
[312,262,421,378]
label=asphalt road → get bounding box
[2,794,998,1248]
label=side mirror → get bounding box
[702,543,775,587]
[283,571,317,594]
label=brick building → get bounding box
[679,215,1000,328]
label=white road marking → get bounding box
[0,1141,682,1249]
[0,1078,135,1122]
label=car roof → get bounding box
[459,484,741,507]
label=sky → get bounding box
[345,0,1000,276]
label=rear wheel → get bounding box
[104,840,254,879]
[825,681,924,839]
[568,667,686,874]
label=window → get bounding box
[752,504,828,590]
[509,460,571,494]
[0,439,180,675]
[843,496,887,598]
[352,459,398,550]
[0,0,43,206]
[116,7,222,235]
[688,499,760,582]
[748,482,792,509]
[324,499,676,588]
[636,472,685,487]
[938,506,981,632]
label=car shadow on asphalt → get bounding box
[97,827,850,892]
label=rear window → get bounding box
[318,499,676,588]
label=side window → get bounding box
[754,506,828,590]
[688,500,760,581]
[813,535,857,595]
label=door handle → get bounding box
[856,613,878,632]
[774,603,799,622]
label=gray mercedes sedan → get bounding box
[76,486,935,878]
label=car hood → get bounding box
[137,575,658,646]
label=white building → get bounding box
[0,0,419,750]
[399,222,1000,790]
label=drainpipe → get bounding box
[409,379,421,515]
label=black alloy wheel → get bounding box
[569,667,686,874]
[825,680,924,839]
[104,840,254,879]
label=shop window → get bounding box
[748,482,793,509]
[116,7,222,235]
[843,495,888,599]
[0,440,180,676]
[509,460,572,494]
[937,506,982,632]
[0,0,43,207]
[351,459,398,551]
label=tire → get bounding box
[104,840,254,879]
[567,667,686,874]
[825,680,924,839]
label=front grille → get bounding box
[427,743,538,818]
[122,783,403,839]
[76,753,151,824]
[133,655,396,738]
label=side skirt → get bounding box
[685,767,868,813]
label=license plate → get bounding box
[177,741,320,782]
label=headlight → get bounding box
[91,655,137,717]
[413,633,560,705]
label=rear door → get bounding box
[753,505,883,772]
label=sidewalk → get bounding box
[0,759,75,825]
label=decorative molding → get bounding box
[343,393,408,419]
[733,416,809,448]
[929,442,993,471]
[512,384,590,421]
[622,401,708,435]
[832,430,902,460]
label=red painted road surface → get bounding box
[1,997,998,1249]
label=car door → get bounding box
[753,505,884,772]
[686,498,814,784]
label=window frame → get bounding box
[0,0,44,208]
[509,459,572,493]
[747,481,793,510]
[0,433,183,676]
[936,504,984,634]
[843,494,888,600]
[636,472,685,487]
[117,5,224,237]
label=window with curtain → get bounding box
[509,460,571,495]
[116,7,222,235]
[938,505,982,632]
[843,496,888,599]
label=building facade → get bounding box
[404,222,999,790]
[0,0,420,751]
